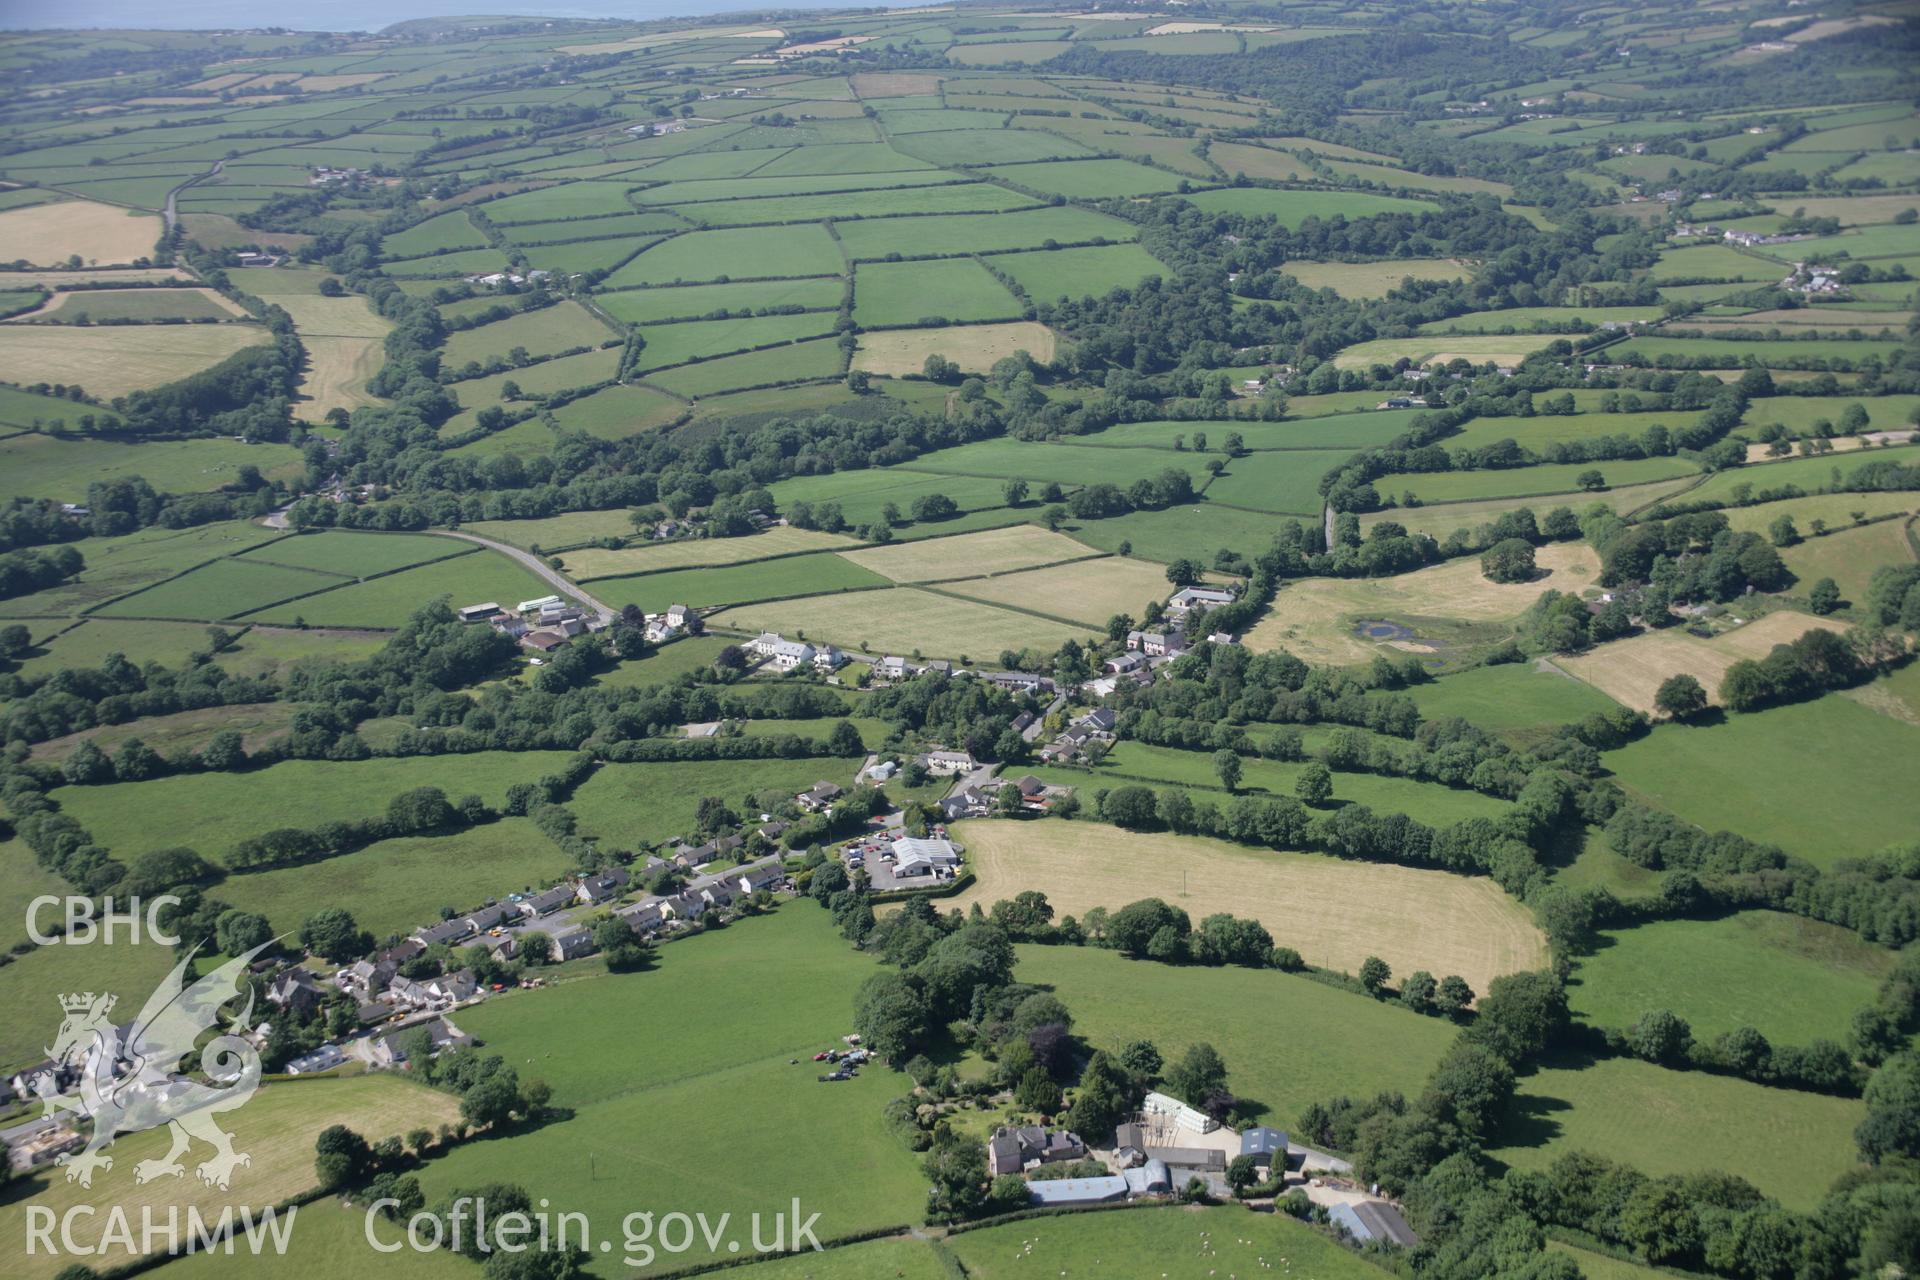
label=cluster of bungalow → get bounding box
[1037,708,1116,765]
[747,632,847,673]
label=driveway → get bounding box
[1022,692,1066,742]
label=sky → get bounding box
[0,0,920,33]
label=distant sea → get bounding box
[0,0,924,33]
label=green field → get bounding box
[1065,501,1316,566]
[1378,455,1699,504]
[443,301,614,367]
[0,432,304,504]
[984,242,1168,302]
[379,209,486,257]
[160,1201,481,1280]
[1177,187,1435,225]
[238,530,462,576]
[546,383,687,438]
[569,756,873,845]
[946,1204,1394,1279]
[1688,444,1920,504]
[983,157,1183,198]
[421,908,927,1276]
[589,550,886,612]
[236,550,559,627]
[1603,694,1920,867]
[854,257,1021,326]
[1779,518,1916,607]
[646,337,846,396]
[1739,394,1920,437]
[213,816,572,940]
[630,311,840,372]
[836,206,1135,260]
[1409,663,1624,743]
[672,182,1034,227]
[0,520,283,619]
[1202,448,1363,515]
[1492,1053,1863,1209]
[1448,410,1709,452]
[94,556,349,620]
[1612,335,1906,366]
[596,276,842,325]
[766,468,1020,527]
[600,224,845,287]
[1039,739,1513,827]
[1568,911,1892,1045]
[905,437,1209,491]
[33,286,240,323]
[54,750,577,864]
[1017,943,1456,1131]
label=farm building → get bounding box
[1167,585,1236,615]
[458,602,503,623]
[1241,1126,1289,1169]
[1026,1176,1129,1206]
[1330,1201,1420,1248]
[1122,1160,1172,1196]
[891,836,962,878]
[1143,1090,1219,1134]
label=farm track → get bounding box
[435,528,616,625]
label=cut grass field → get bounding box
[588,550,888,612]
[0,322,270,398]
[600,224,845,287]
[946,1198,1397,1279]
[1687,444,1920,505]
[29,700,300,765]
[950,820,1547,994]
[944,554,1178,627]
[1490,1052,1862,1210]
[0,197,163,266]
[983,242,1167,302]
[1780,518,1916,609]
[1330,332,1565,370]
[1555,608,1848,714]
[0,432,303,504]
[94,556,350,621]
[25,285,246,323]
[711,585,1098,660]
[595,276,842,325]
[1243,541,1602,665]
[0,1076,463,1280]
[1448,409,1708,453]
[1203,448,1363,516]
[238,529,460,576]
[853,257,1021,326]
[546,383,688,439]
[629,312,839,373]
[159,1201,480,1280]
[1282,258,1468,298]
[1568,911,1892,1045]
[560,526,859,579]
[422,908,927,1276]
[853,321,1057,376]
[840,525,1096,583]
[835,206,1133,260]
[765,469,1020,530]
[648,337,845,397]
[1599,692,1920,868]
[1738,393,1920,437]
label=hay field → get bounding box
[853,321,1057,375]
[0,198,162,266]
[841,524,1094,582]
[249,285,394,419]
[944,554,1176,626]
[559,526,859,578]
[1283,258,1469,298]
[711,585,1097,658]
[1244,541,1601,664]
[1332,332,1563,369]
[0,323,269,398]
[947,820,1548,993]
[28,286,247,321]
[0,1076,461,1280]
[1558,610,1849,713]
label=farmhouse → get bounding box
[925,750,975,776]
[987,1125,1087,1176]
[1329,1201,1420,1248]
[980,670,1053,695]
[770,639,817,670]
[1127,627,1186,657]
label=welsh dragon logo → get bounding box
[32,942,273,1190]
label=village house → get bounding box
[520,885,576,918]
[267,968,325,1016]
[366,1016,473,1069]
[940,787,991,821]
[796,780,842,812]
[1075,708,1117,738]
[552,926,596,961]
[575,868,630,906]
[461,903,514,934]
[413,918,474,949]
[770,639,817,670]
[979,670,1052,695]
[1127,627,1187,657]
[925,750,975,776]
[343,958,396,1001]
